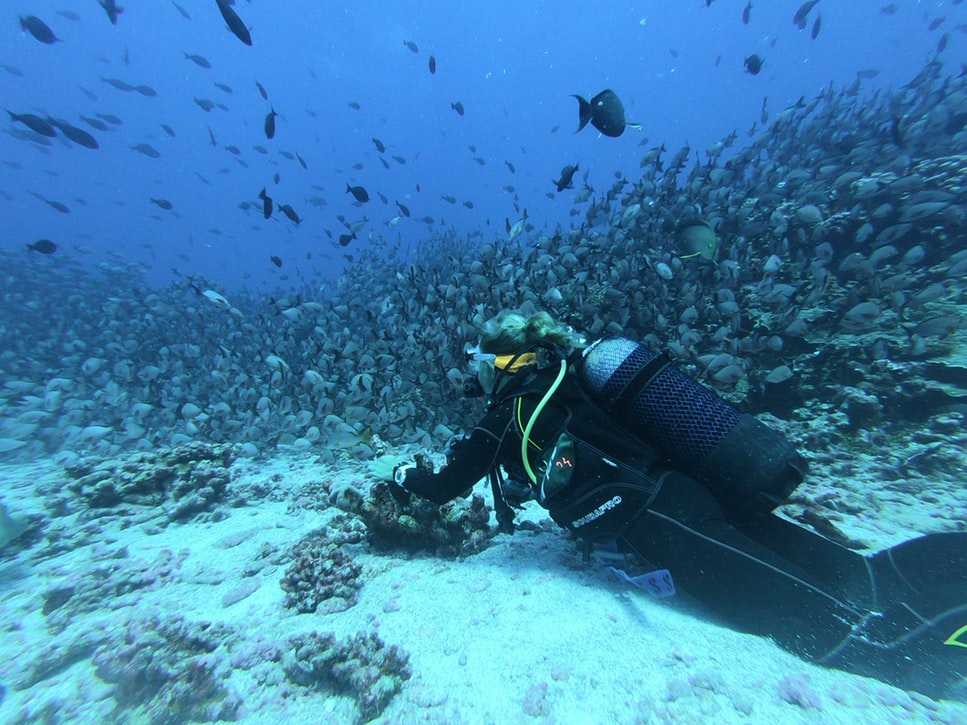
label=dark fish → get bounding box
[272,172,280,183]
[49,118,99,149]
[208,126,217,146]
[258,188,273,218]
[505,160,516,173]
[378,157,389,168]
[403,40,419,53]
[225,145,241,156]
[880,3,897,14]
[348,101,361,110]
[429,55,436,74]
[279,151,295,160]
[421,216,434,224]
[19,16,59,44]
[352,162,364,171]
[744,54,765,75]
[135,85,157,97]
[811,14,822,39]
[194,98,215,112]
[172,2,191,20]
[161,123,176,137]
[742,1,752,24]
[7,112,57,137]
[79,86,97,101]
[150,198,173,210]
[793,0,821,29]
[669,48,679,58]
[256,81,268,100]
[102,77,135,92]
[396,201,410,217]
[33,194,70,213]
[463,200,474,209]
[280,204,301,224]
[81,116,109,131]
[937,32,949,52]
[372,137,385,153]
[550,125,559,133]
[928,17,945,31]
[715,54,722,67]
[270,255,282,268]
[264,108,277,139]
[377,192,388,204]
[553,164,579,192]
[27,239,57,254]
[760,96,769,124]
[441,194,456,204]
[338,232,356,247]
[2,64,24,77]
[131,143,160,158]
[296,153,307,170]
[215,0,252,46]
[857,68,880,79]
[572,89,630,137]
[346,184,369,203]
[185,53,211,68]
[98,0,124,25]
[451,101,465,116]
[57,11,80,21]
[214,82,233,94]
[392,155,406,165]
[473,157,486,166]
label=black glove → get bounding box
[388,479,412,506]
[389,463,414,505]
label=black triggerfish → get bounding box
[572,89,635,138]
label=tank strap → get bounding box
[608,352,671,418]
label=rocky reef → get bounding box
[61,442,235,523]
[284,629,411,722]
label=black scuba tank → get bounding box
[576,338,805,517]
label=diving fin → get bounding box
[820,599,967,701]
[870,532,967,615]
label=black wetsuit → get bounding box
[400,363,967,699]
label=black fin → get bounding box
[572,95,591,133]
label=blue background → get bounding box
[1,0,961,291]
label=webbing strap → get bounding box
[612,352,671,419]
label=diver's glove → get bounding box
[389,452,433,505]
[389,463,414,505]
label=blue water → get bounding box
[1,1,956,290]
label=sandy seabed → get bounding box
[0,450,965,725]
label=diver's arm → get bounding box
[397,405,511,505]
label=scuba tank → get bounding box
[576,338,805,518]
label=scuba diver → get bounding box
[387,310,966,700]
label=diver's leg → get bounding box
[738,512,879,609]
[621,473,967,697]
[824,533,967,700]
[620,472,866,660]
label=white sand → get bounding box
[0,452,964,725]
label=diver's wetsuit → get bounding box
[400,361,967,699]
